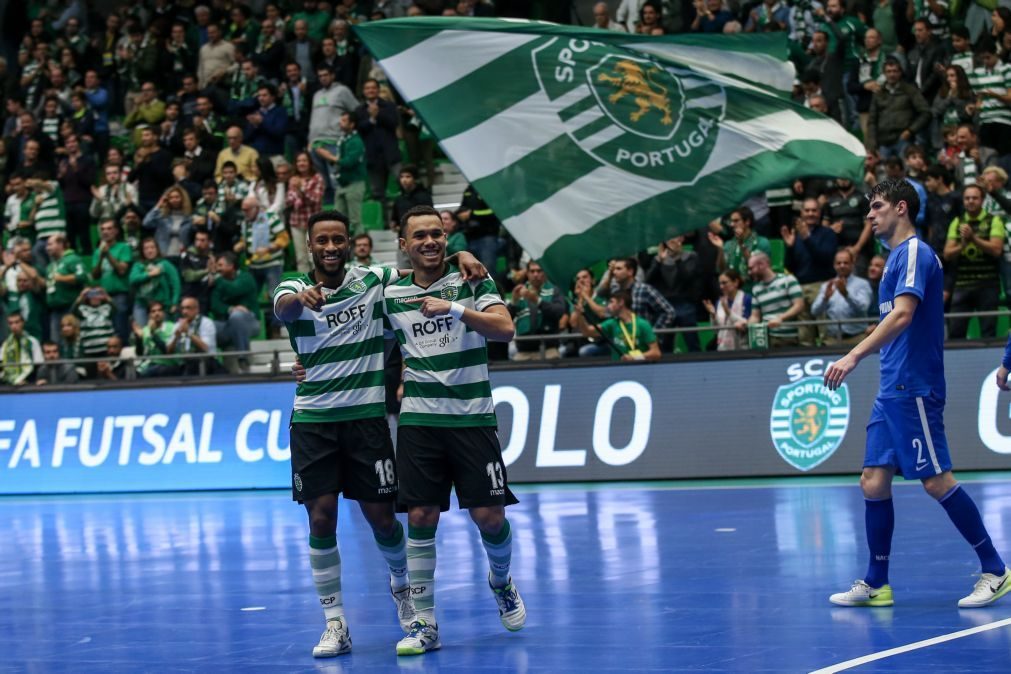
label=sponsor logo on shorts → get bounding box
[293,472,303,492]
[771,371,850,471]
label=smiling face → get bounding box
[309,218,350,276]
[401,213,446,272]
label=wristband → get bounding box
[448,302,465,319]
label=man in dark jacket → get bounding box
[906,19,945,103]
[866,58,931,160]
[354,78,400,218]
[782,198,838,346]
[245,84,288,158]
[390,165,432,229]
[646,236,703,352]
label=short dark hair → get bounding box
[353,233,373,246]
[307,210,350,238]
[964,183,986,199]
[316,63,334,75]
[883,57,903,70]
[399,204,440,238]
[925,164,952,186]
[731,206,754,225]
[399,164,418,179]
[216,251,238,268]
[884,156,904,171]
[869,178,920,222]
[202,178,217,189]
[221,160,238,172]
[616,257,638,275]
[611,289,632,308]
[258,82,277,99]
[952,26,970,41]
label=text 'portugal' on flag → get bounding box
[354,18,866,283]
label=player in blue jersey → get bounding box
[824,179,1011,608]
[997,340,1011,391]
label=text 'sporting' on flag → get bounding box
[354,18,866,283]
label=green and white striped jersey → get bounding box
[970,63,1011,127]
[384,268,504,428]
[273,265,397,423]
[33,183,67,239]
[242,211,286,269]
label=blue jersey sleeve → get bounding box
[1003,335,1011,370]
[892,240,933,303]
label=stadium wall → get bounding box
[2,348,1011,494]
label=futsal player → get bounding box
[824,179,1010,608]
[386,205,527,655]
[273,211,487,657]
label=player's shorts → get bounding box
[289,416,397,503]
[396,425,519,512]
[864,394,952,479]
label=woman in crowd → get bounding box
[142,185,193,260]
[285,151,323,273]
[704,269,752,352]
[129,237,181,327]
[253,156,286,216]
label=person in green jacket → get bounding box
[45,233,87,342]
[129,237,181,327]
[333,112,367,234]
[209,251,261,371]
[91,219,134,341]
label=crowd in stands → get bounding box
[2,0,1011,384]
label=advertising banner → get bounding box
[2,349,1010,494]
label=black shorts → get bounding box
[289,416,397,504]
[396,425,519,512]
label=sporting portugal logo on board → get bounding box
[531,38,726,182]
[771,377,850,471]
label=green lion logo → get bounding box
[440,286,459,301]
[347,279,368,294]
[770,377,850,471]
[532,38,725,181]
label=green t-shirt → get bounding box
[92,242,134,295]
[447,232,468,257]
[511,281,558,336]
[129,259,182,310]
[5,290,44,340]
[137,321,180,374]
[210,269,261,320]
[598,314,656,361]
[46,251,86,309]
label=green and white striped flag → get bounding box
[354,18,865,282]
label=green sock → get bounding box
[407,524,437,622]
[481,519,513,588]
[374,520,410,590]
[309,534,343,621]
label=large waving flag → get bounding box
[354,18,866,282]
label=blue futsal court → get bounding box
[3,477,1011,672]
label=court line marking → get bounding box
[809,616,1011,673]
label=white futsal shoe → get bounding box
[391,583,417,632]
[313,617,351,657]
[959,567,1011,608]
[489,574,527,630]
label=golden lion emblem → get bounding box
[597,60,674,126]
[793,404,825,444]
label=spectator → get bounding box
[209,252,261,372]
[711,206,771,291]
[287,20,319,85]
[691,0,733,33]
[158,102,186,156]
[970,38,1011,157]
[119,206,146,259]
[782,198,838,344]
[143,186,194,260]
[703,269,752,352]
[646,236,703,352]
[57,313,83,367]
[866,58,931,160]
[178,229,215,314]
[347,233,379,269]
[332,112,368,233]
[131,300,180,378]
[810,248,873,345]
[291,0,330,42]
[217,161,252,216]
[176,130,215,191]
[953,123,997,188]
[56,133,95,256]
[129,238,181,326]
[71,286,116,361]
[573,288,660,362]
[748,251,806,348]
[924,164,962,260]
[457,184,504,281]
[745,0,790,33]
[932,66,975,137]
[567,268,610,358]
[83,70,110,159]
[215,126,259,182]
[95,335,133,381]
[194,180,238,255]
[197,23,236,90]
[1,312,43,385]
[906,0,950,42]
[132,127,174,214]
[983,166,1011,219]
[237,194,288,337]
[89,164,138,224]
[608,257,677,335]
[252,156,286,216]
[26,177,69,268]
[35,340,79,385]
[354,78,400,220]
[44,233,86,341]
[945,184,1004,338]
[948,26,974,74]
[193,95,227,152]
[253,18,286,83]
[309,64,359,204]
[166,23,199,92]
[391,165,432,230]
[5,270,45,341]
[805,29,846,122]
[441,210,468,256]
[825,178,872,269]
[508,260,567,361]
[4,174,32,240]
[123,82,166,147]
[820,0,866,130]
[90,219,134,341]
[280,62,311,157]
[636,2,665,35]
[286,151,324,273]
[167,295,219,375]
[245,84,288,158]
[906,19,945,103]
[865,253,886,333]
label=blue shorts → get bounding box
[865,394,952,479]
